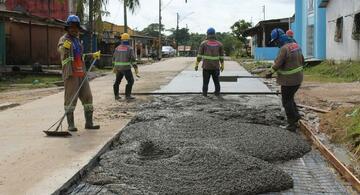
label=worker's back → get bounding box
[274,42,304,86]
[113,44,135,71]
[197,39,224,70]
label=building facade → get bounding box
[243,18,292,60]
[293,0,327,60]
[5,0,69,20]
[321,0,360,61]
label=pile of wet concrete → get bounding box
[68,95,311,195]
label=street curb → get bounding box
[51,126,127,195]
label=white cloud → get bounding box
[103,0,295,33]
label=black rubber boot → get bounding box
[115,96,122,101]
[66,112,78,132]
[125,84,135,100]
[286,118,299,132]
[85,111,100,130]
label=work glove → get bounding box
[220,62,224,72]
[92,51,101,60]
[194,61,200,71]
[63,40,72,49]
[134,67,140,78]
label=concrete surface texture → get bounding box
[69,95,309,194]
[159,61,271,93]
[0,57,192,195]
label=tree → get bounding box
[141,23,165,37]
[76,0,110,31]
[231,20,252,56]
[231,20,252,43]
[121,0,140,33]
[188,33,206,51]
[168,28,190,46]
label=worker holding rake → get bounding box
[57,15,100,132]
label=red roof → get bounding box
[5,0,69,20]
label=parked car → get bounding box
[162,46,176,57]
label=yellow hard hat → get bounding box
[121,33,130,40]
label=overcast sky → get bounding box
[103,0,294,34]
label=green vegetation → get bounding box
[304,60,360,82]
[323,106,360,160]
[0,75,62,92]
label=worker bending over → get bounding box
[266,28,304,132]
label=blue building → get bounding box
[293,0,327,60]
[243,17,292,61]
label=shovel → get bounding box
[43,59,98,137]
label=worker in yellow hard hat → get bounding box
[112,33,139,100]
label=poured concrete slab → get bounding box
[158,61,271,93]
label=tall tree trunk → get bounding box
[89,0,93,52]
[124,0,128,33]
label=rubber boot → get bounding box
[66,112,78,132]
[85,111,100,130]
[286,118,299,132]
[125,84,135,100]
[115,96,121,101]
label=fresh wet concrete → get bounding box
[68,95,312,194]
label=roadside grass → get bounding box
[0,75,62,92]
[304,60,360,83]
[321,106,360,160]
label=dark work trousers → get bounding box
[113,69,134,97]
[281,85,301,124]
[202,69,220,96]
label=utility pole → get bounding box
[89,0,94,52]
[176,12,179,55]
[262,5,265,21]
[158,0,162,60]
[124,0,128,33]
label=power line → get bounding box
[162,0,174,10]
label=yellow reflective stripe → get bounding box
[270,67,276,74]
[114,62,131,66]
[277,66,303,75]
[198,55,222,60]
[62,57,73,66]
[64,106,76,112]
[83,104,93,111]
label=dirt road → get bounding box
[0,57,193,195]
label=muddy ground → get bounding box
[68,95,311,195]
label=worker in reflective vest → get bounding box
[266,28,304,132]
[195,27,225,97]
[57,15,100,132]
[112,33,139,100]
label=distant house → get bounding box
[320,0,360,61]
[0,0,77,66]
[243,17,292,60]
[292,0,326,61]
[99,21,156,65]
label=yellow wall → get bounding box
[103,21,135,35]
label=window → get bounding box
[335,17,343,42]
[308,0,314,13]
[307,25,314,57]
[353,13,360,40]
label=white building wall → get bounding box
[326,0,360,60]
